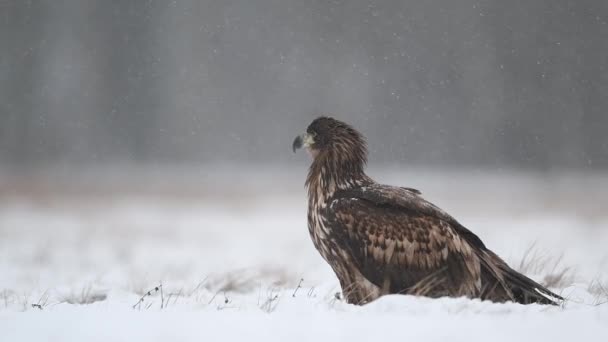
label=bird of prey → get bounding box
[292,116,563,305]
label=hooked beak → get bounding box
[292,133,314,153]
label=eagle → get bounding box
[292,116,563,305]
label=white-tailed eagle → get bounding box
[293,116,562,305]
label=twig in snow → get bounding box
[207,291,220,305]
[292,278,304,297]
[260,287,281,313]
[172,288,183,306]
[188,276,209,296]
[31,289,50,310]
[160,282,165,309]
[132,284,162,310]
[327,287,344,308]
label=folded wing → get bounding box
[328,184,562,304]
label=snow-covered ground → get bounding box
[1,167,607,341]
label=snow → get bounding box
[1,168,607,341]
[2,297,607,342]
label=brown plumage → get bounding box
[293,116,563,305]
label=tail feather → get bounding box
[481,250,563,305]
[501,264,564,305]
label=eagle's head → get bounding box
[293,116,368,175]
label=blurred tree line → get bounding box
[1,0,607,170]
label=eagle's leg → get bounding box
[336,267,383,305]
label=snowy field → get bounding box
[1,166,607,341]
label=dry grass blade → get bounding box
[30,289,50,310]
[1,289,16,309]
[132,284,162,310]
[62,285,107,305]
[516,243,575,289]
[260,287,281,313]
[588,279,608,306]
[292,278,304,297]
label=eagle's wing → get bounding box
[334,184,487,249]
[329,184,562,304]
[328,185,484,298]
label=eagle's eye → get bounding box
[309,129,330,149]
[304,116,360,151]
